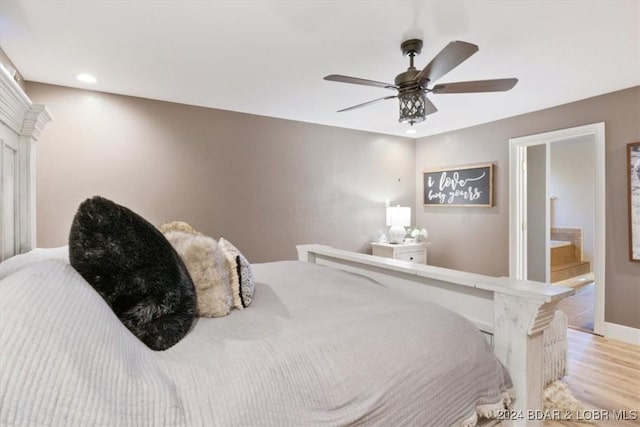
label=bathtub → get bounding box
[550,240,572,248]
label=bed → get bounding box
[0,61,573,426]
[1,246,516,426]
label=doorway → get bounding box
[508,123,605,335]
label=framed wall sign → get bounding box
[423,163,494,207]
[628,142,640,262]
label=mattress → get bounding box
[0,249,512,426]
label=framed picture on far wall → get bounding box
[628,141,640,262]
[423,163,494,207]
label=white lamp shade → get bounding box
[386,206,411,227]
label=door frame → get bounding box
[508,122,605,335]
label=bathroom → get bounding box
[549,136,596,332]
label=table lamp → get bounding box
[386,205,411,244]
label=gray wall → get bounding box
[26,82,415,263]
[24,80,640,328]
[415,86,640,329]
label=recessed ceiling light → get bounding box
[405,128,417,135]
[76,73,97,84]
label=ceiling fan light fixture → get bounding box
[325,39,517,129]
[398,90,426,124]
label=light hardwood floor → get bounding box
[558,283,595,332]
[544,329,640,427]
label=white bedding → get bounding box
[0,249,512,426]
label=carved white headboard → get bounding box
[0,64,52,261]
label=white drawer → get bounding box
[395,250,424,263]
[370,242,428,264]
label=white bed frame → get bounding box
[298,244,573,427]
[0,63,52,262]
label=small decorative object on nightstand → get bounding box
[407,227,429,242]
[371,241,428,264]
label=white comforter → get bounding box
[0,249,512,426]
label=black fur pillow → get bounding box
[68,196,196,351]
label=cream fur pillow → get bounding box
[218,237,254,309]
[159,221,201,235]
[163,230,232,318]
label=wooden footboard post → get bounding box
[494,294,561,427]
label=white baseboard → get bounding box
[604,322,640,345]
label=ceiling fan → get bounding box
[324,39,518,126]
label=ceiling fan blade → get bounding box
[424,96,438,115]
[414,41,479,84]
[325,74,397,90]
[431,78,518,94]
[337,95,397,112]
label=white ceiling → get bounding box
[1,1,639,138]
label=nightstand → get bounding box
[371,242,428,264]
